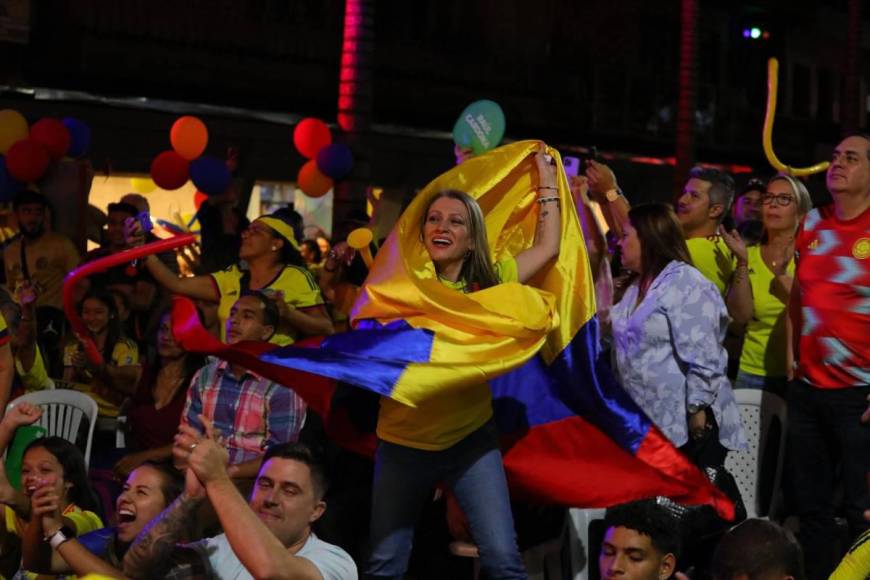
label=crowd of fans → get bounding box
[0,133,864,580]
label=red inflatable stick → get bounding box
[62,234,196,366]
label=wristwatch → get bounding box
[605,188,621,202]
[46,525,75,549]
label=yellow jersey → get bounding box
[686,236,735,296]
[210,264,325,346]
[5,503,103,580]
[738,245,795,377]
[63,338,140,417]
[377,259,518,451]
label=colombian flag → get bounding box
[170,140,733,519]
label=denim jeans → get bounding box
[787,380,870,579]
[365,421,526,579]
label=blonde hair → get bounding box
[768,173,812,216]
[761,174,812,243]
[420,190,499,291]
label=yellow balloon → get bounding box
[347,227,373,249]
[0,109,29,154]
[347,227,374,268]
[763,59,829,177]
[131,177,157,194]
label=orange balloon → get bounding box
[297,160,333,198]
[170,116,208,160]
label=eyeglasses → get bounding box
[761,194,794,207]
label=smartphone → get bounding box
[563,156,581,178]
[136,211,154,233]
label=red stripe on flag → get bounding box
[502,416,733,519]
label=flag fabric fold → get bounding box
[172,139,734,519]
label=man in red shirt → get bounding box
[788,134,870,579]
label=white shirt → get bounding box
[190,531,358,580]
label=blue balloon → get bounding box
[0,156,23,202]
[62,118,91,158]
[316,143,354,179]
[189,156,231,196]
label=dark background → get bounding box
[1,0,867,209]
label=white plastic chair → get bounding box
[724,389,788,519]
[6,389,99,468]
[567,507,606,579]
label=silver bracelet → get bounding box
[536,196,560,204]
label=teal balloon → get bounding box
[452,100,506,155]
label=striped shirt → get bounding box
[182,360,306,464]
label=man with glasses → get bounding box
[788,134,870,578]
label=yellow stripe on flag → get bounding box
[351,140,596,406]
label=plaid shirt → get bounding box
[182,360,306,464]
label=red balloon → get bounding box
[30,118,71,160]
[194,191,208,211]
[293,118,332,159]
[297,159,333,198]
[150,151,190,190]
[6,139,50,183]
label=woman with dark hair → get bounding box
[0,403,103,579]
[721,174,812,394]
[610,203,746,468]
[128,211,334,346]
[365,147,561,579]
[63,289,142,418]
[29,461,184,577]
[300,238,324,279]
[112,311,205,479]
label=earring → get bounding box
[271,246,278,251]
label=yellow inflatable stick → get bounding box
[347,227,374,268]
[763,58,829,177]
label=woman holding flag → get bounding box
[365,144,561,579]
[161,141,739,570]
